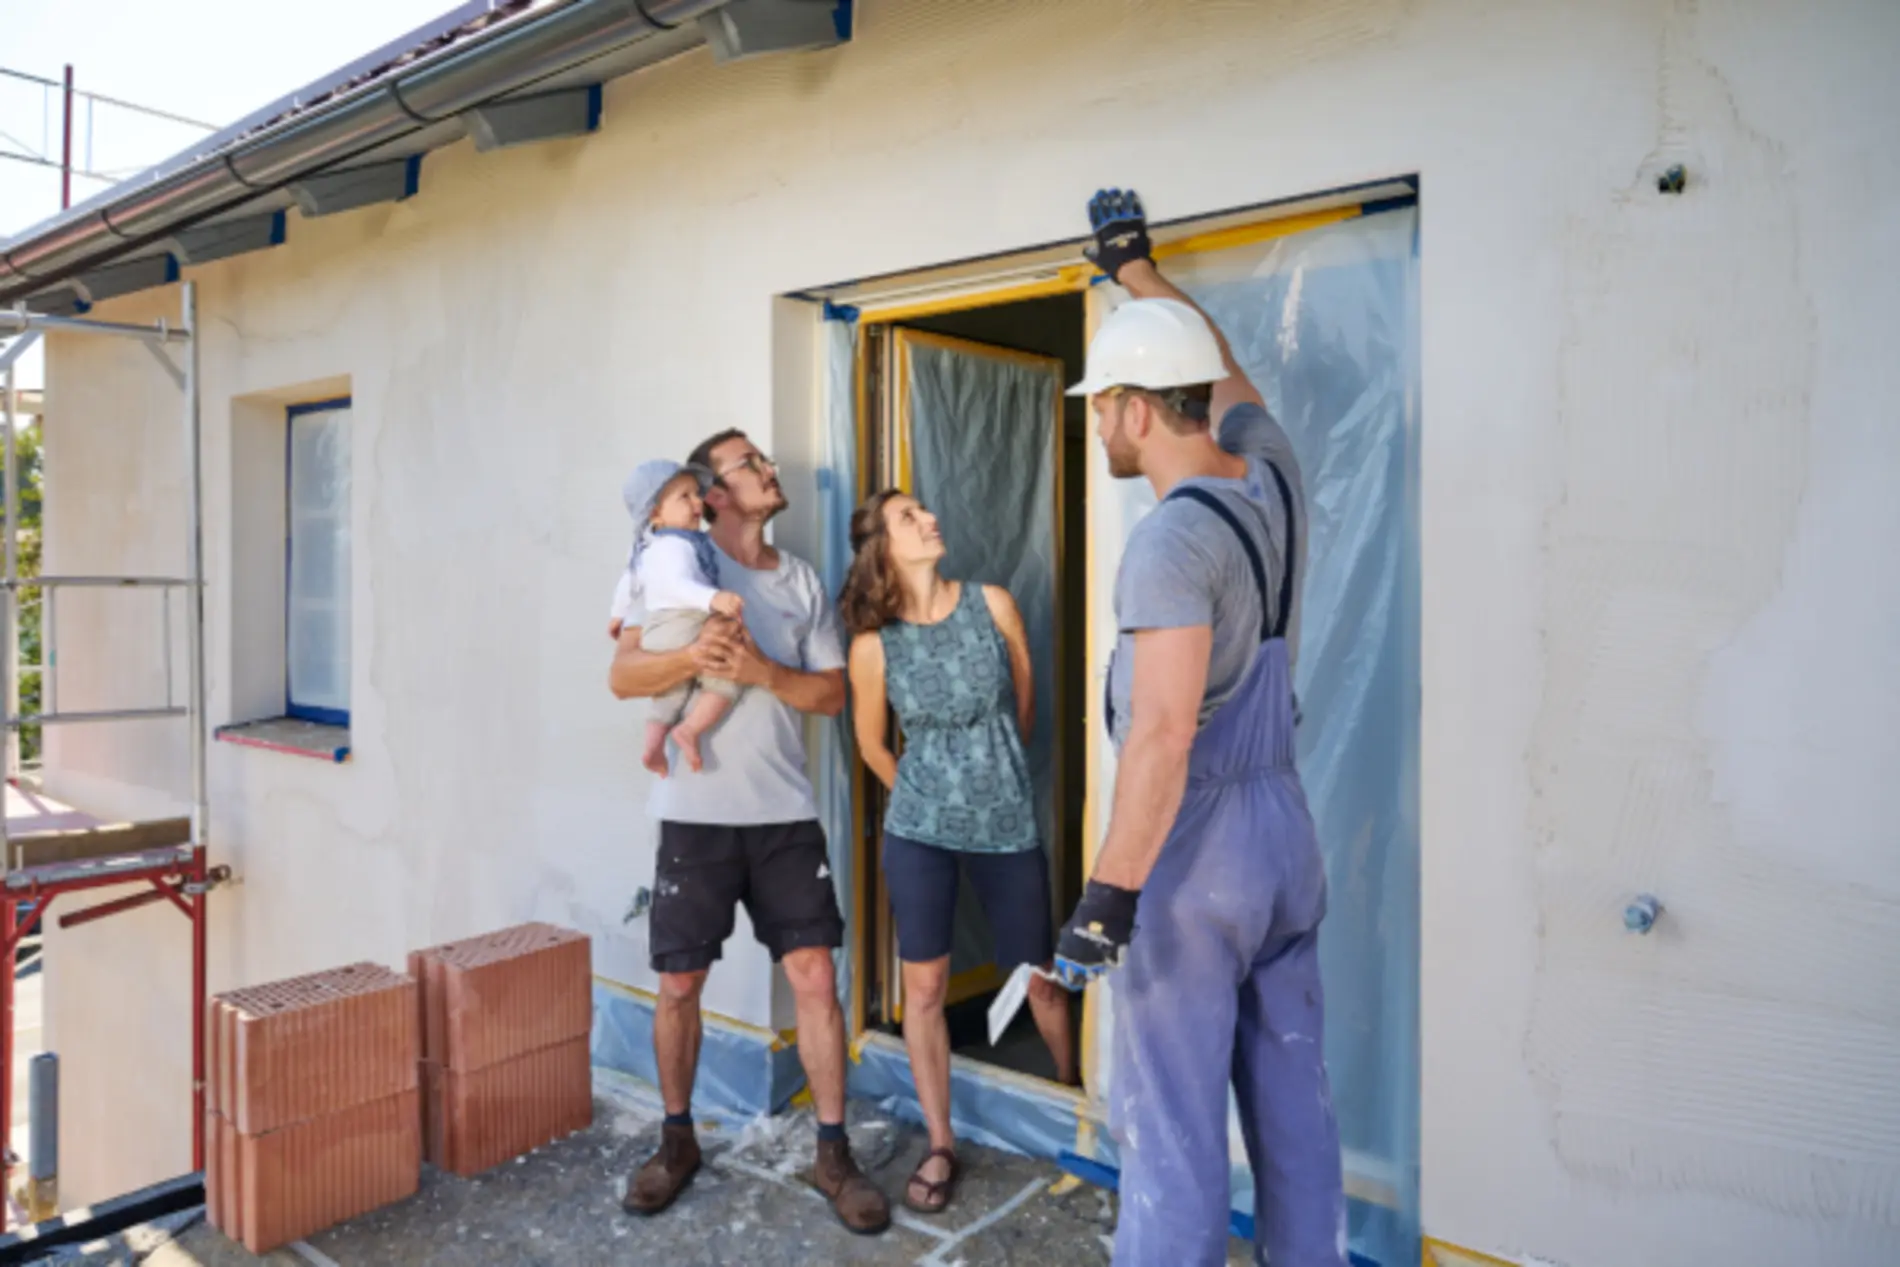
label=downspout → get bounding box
[0,0,728,302]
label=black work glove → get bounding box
[1084,188,1154,282]
[1053,879,1140,989]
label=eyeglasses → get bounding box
[718,453,778,479]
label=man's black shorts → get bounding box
[649,820,845,974]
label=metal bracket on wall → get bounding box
[143,339,185,390]
[72,255,179,307]
[0,332,41,376]
[700,0,852,62]
[168,212,287,267]
[464,85,603,152]
[288,155,423,219]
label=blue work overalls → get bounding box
[1107,466,1347,1267]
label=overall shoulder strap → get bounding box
[1167,486,1270,642]
[1167,462,1298,642]
[1261,462,1297,642]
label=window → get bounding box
[285,399,351,725]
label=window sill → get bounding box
[215,716,351,763]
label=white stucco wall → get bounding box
[33,0,1900,1261]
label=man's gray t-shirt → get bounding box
[1109,402,1308,749]
[628,543,846,824]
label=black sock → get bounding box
[664,1111,693,1129]
[817,1120,847,1143]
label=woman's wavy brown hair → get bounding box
[838,488,909,635]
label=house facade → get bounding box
[8,2,1898,1265]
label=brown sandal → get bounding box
[903,1146,961,1214]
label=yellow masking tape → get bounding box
[591,975,781,1043]
[1153,206,1360,260]
[857,264,1093,325]
[1422,1238,1521,1267]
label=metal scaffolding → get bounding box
[0,285,223,1201]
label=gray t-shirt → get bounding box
[628,543,846,824]
[1109,402,1307,749]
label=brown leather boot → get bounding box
[623,1122,701,1216]
[811,1134,891,1235]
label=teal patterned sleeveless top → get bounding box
[879,584,1039,853]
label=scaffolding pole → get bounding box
[0,286,218,1212]
[3,344,24,778]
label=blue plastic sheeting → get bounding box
[846,1035,1083,1161]
[903,335,1063,971]
[813,206,1419,1264]
[1154,205,1421,1267]
[591,982,804,1120]
[815,313,861,1011]
[1055,1151,1384,1267]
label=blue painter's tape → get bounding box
[1058,1149,1382,1266]
[831,0,854,42]
[400,153,424,200]
[286,702,349,728]
[769,1041,806,1112]
[267,210,287,247]
[285,396,352,419]
[822,300,859,323]
[591,982,803,1119]
[585,83,604,134]
[847,1038,1081,1159]
[1358,193,1418,218]
[1057,1149,1118,1190]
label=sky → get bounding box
[2,0,457,389]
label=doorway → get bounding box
[853,292,1089,1083]
[814,185,1421,1264]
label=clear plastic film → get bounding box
[1093,205,1420,1267]
[286,402,352,713]
[816,313,861,1011]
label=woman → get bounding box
[840,488,1076,1216]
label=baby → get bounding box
[619,459,744,776]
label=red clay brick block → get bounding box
[203,1109,223,1236]
[236,1088,420,1255]
[211,997,237,1121]
[425,1035,592,1176]
[216,963,418,1135]
[411,923,590,1072]
[205,1110,243,1245]
[406,948,448,1071]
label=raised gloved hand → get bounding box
[1052,879,1140,989]
[1084,188,1154,282]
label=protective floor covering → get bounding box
[36,1070,1256,1265]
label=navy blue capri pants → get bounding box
[881,832,1054,969]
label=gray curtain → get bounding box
[904,336,1060,978]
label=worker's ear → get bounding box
[1127,392,1155,442]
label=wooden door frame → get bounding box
[825,180,1419,1092]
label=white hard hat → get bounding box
[1066,297,1228,397]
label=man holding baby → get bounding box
[608,429,891,1236]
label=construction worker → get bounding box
[1054,190,1347,1266]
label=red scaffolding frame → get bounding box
[0,286,218,1209]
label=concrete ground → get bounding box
[27,1071,1256,1266]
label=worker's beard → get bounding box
[1102,415,1142,480]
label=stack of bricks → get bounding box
[205,963,420,1254]
[410,921,593,1175]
